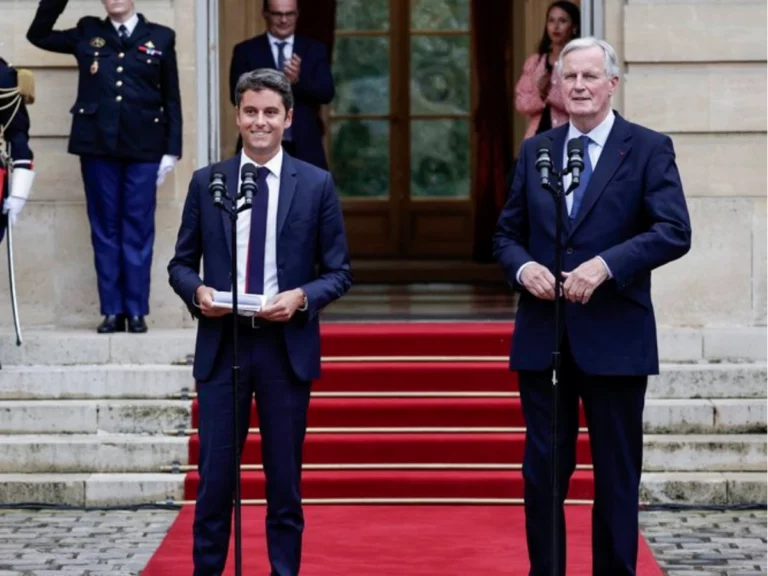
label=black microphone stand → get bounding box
[209,171,253,576]
[537,152,580,576]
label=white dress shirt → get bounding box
[236,148,282,301]
[266,32,294,68]
[515,110,616,284]
[110,13,139,36]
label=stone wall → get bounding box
[606,0,767,329]
[0,0,197,329]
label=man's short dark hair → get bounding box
[235,68,294,111]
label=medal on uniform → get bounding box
[90,59,99,74]
[90,37,106,48]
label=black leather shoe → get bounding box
[127,315,148,333]
[97,314,126,334]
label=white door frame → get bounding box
[581,0,604,39]
[195,0,221,168]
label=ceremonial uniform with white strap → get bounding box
[0,59,35,240]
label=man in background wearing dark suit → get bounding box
[229,0,334,169]
[168,68,351,576]
[494,37,691,575]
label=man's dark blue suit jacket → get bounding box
[494,113,692,376]
[168,153,351,383]
[229,34,334,169]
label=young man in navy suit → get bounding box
[229,0,335,169]
[28,0,182,334]
[169,68,351,576]
[494,38,691,575]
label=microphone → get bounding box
[566,138,585,188]
[209,170,226,207]
[535,136,554,189]
[240,164,259,208]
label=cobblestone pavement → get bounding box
[640,508,767,575]
[0,507,764,574]
[0,508,178,576]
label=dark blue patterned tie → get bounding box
[275,41,293,141]
[118,24,129,44]
[569,135,593,220]
[245,167,270,294]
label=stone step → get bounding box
[643,399,767,433]
[0,362,764,401]
[642,434,766,473]
[0,330,195,366]
[0,471,763,507]
[0,365,192,399]
[648,363,767,399]
[0,326,764,366]
[1,398,764,435]
[0,400,191,434]
[0,434,763,474]
[640,472,767,505]
[0,435,188,473]
[0,473,184,507]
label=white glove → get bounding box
[156,154,178,187]
[3,168,35,226]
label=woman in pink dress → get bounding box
[515,1,580,140]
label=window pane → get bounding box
[336,0,389,30]
[411,0,470,30]
[411,35,469,115]
[411,119,469,198]
[331,120,390,198]
[332,37,389,115]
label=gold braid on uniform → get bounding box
[0,84,22,165]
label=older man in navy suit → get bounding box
[169,68,350,576]
[494,38,691,575]
[229,0,334,169]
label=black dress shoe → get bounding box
[127,315,148,333]
[97,314,126,334]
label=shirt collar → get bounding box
[266,32,294,47]
[567,109,615,148]
[111,13,139,36]
[239,146,283,180]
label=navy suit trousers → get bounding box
[518,338,647,576]
[193,322,311,576]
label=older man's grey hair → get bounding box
[235,68,294,111]
[556,37,621,79]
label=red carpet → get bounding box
[155,323,661,572]
[142,505,663,575]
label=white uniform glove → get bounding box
[156,154,178,187]
[3,168,35,225]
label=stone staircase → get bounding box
[0,328,765,506]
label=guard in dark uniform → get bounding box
[0,59,35,242]
[27,0,182,333]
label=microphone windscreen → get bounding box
[536,135,553,154]
[567,137,583,155]
[240,163,258,180]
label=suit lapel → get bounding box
[255,34,277,69]
[220,157,240,261]
[567,114,633,236]
[126,15,152,48]
[276,153,298,239]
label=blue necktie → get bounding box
[245,166,270,294]
[275,41,293,141]
[569,135,593,220]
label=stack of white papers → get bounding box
[211,291,266,316]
